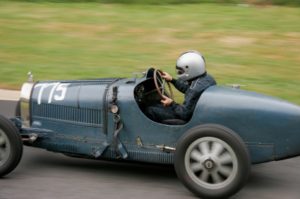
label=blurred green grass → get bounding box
[0,2,299,104]
[6,0,300,6]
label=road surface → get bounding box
[0,100,300,199]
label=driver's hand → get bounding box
[161,95,173,107]
[161,72,173,82]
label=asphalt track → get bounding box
[0,100,300,199]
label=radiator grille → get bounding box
[32,103,102,126]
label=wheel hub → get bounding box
[203,159,215,170]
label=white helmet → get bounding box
[176,50,206,81]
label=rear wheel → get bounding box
[174,124,250,199]
[0,115,23,177]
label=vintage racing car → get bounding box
[1,68,300,198]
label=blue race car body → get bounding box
[2,68,300,198]
[17,68,300,164]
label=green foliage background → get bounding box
[5,0,300,6]
[0,1,299,104]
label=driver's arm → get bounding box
[170,78,189,93]
[170,74,217,121]
[161,72,189,93]
[169,89,200,121]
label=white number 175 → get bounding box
[35,82,69,105]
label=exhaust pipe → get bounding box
[22,133,38,144]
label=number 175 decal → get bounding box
[34,82,70,105]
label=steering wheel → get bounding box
[153,69,174,99]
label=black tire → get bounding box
[174,124,250,199]
[0,115,23,177]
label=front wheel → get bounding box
[174,124,250,199]
[0,115,23,177]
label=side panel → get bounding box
[115,84,300,164]
[192,86,300,163]
[28,79,117,156]
[104,80,192,164]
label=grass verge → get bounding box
[0,2,299,104]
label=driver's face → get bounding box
[176,67,185,75]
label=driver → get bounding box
[146,50,216,123]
